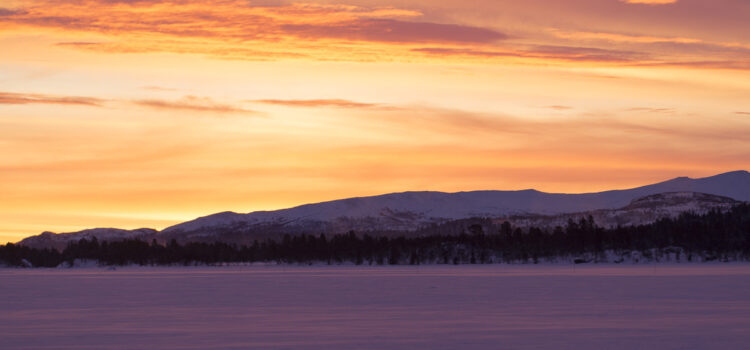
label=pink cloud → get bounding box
[281,19,506,44]
[413,46,644,63]
[621,0,678,4]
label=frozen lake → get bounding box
[2,265,750,349]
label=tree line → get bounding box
[2,203,749,267]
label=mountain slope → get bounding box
[500,192,741,229]
[17,171,750,248]
[161,170,750,239]
[18,228,158,250]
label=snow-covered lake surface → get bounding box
[2,265,750,349]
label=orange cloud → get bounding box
[133,96,256,114]
[411,47,515,58]
[54,40,309,61]
[548,29,750,67]
[625,107,675,113]
[412,45,644,63]
[529,45,644,62]
[549,29,702,45]
[636,60,750,70]
[141,85,178,92]
[3,0,747,70]
[0,91,104,106]
[281,18,506,44]
[546,105,574,110]
[2,0,750,244]
[1,0,505,62]
[252,99,380,109]
[3,97,749,241]
[0,91,260,115]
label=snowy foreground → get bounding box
[2,265,750,350]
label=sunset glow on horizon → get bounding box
[2,0,749,242]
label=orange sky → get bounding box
[1,0,749,243]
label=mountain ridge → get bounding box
[17,170,750,249]
[161,170,750,234]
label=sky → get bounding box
[1,0,749,243]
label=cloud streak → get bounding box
[412,45,645,63]
[3,0,505,61]
[625,107,675,113]
[0,91,104,106]
[0,91,259,115]
[281,19,506,44]
[3,0,748,70]
[0,90,262,116]
[621,0,678,4]
[141,85,178,92]
[0,8,27,16]
[133,96,256,114]
[377,105,750,147]
[545,105,574,110]
[252,99,380,109]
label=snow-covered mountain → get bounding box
[17,170,750,248]
[160,170,750,239]
[499,192,741,229]
[18,228,158,250]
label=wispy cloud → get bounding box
[548,29,750,66]
[736,111,750,116]
[414,45,750,70]
[371,104,750,146]
[0,91,104,106]
[528,45,644,62]
[621,0,678,4]
[625,107,675,113]
[281,19,506,44]
[412,45,644,63]
[252,99,380,109]
[3,0,505,61]
[0,8,27,16]
[411,47,514,58]
[636,60,750,70]
[55,41,308,61]
[141,85,178,92]
[0,90,260,115]
[133,96,255,114]
[4,0,748,70]
[549,29,702,45]
[545,105,574,111]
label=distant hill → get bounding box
[159,170,750,240]
[496,192,740,230]
[18,228,158,251]
[17,170,750,248]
